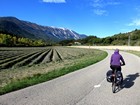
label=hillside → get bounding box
[110,29,140,45]
[0,17,86,42]
[60,29,140,46]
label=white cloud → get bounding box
[127,6,140,27]
[92,0,120,7]
[91,0,120,15]
[42,0,66,3]
[135,6,140,12]
[107,1,120,6]
[93,9,108,16]
[128,18,140,26]
[92,0,104,8]
[135,6,140,17]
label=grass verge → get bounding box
[127,50,140,57]
[0,50,107,95]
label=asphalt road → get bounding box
[0,50,140,105]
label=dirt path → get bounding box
[71,46,140,51]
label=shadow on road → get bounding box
[121,73,140,89]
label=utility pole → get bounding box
[128,33,131,46]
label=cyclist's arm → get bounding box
[120,55,125,66]
[110,55,113,65]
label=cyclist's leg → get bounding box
[117,67,123,84]
[110,65,115,74]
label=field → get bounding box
[0,47,61,69]
[0,47,107,94]
[0,47,104,70]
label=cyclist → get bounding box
[110,49,125,71]
[110,49,125,83]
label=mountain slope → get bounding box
[0,17,86,42]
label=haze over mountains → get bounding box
[0,17,87,42]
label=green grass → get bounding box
[0,50,107,95]
[127,50,140,57]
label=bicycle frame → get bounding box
[112,68,119,93]
[111,64,124,93]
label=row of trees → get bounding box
[0,34,47,47]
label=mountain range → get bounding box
[0,17,87,42]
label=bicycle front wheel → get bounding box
[112,82,116,93]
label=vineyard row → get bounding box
[0,48,63,70]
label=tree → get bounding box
[0,33,46,47]
[103,37,112,45]
[0,34,12,46]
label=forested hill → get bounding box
[60,29,140,46]
[105,29,140,46]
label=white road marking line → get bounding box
[94,78,106,88]
[94,84,101,88]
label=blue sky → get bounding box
[1,0,140,37]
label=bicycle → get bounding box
[112,67,123,93]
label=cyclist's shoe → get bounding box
[120,79,123,84]
[116,78,120,85]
